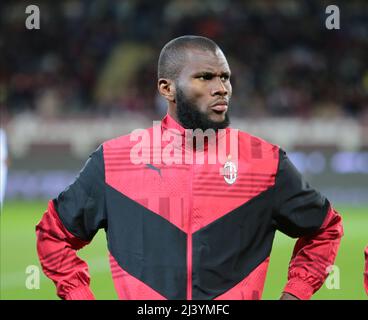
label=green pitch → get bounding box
[0,200,367,300]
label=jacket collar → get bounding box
[161,113,186,136]
[160,113,228,151]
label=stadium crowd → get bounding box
[1,0,367,121]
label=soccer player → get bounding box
[36,36,343,300]
[0,128,8,210]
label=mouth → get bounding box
[210,104,228,114]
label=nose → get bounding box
[211,77,228,97]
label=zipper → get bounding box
[186,164,194,300]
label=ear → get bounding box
[158,78,176,102]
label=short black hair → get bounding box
[158,35,220,80]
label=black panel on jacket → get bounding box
[191,149,331,300]
[272,148,329,238]
[192,188,276,300]
[106,185,187,300]
[54,145,107,241]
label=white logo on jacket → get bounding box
[222,155,237,185]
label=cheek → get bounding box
[195,90,212,111]
[226,83,232,97]
[186,84,209,104]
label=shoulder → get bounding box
[236,128,280,159]
[102,133,132,151]
[102,126,155,152]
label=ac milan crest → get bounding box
[223,155,237,185]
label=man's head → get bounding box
[157,35,232,131]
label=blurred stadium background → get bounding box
[0,0,367,299]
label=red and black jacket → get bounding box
[36,113,343,300]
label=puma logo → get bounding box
[145,163,162,177]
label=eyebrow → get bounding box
[193,71,231,77]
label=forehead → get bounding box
[179,48,230,76]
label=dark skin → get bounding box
[158,48,232,125]
[158,48,299,301]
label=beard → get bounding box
[175,87,230,131]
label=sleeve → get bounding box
[272,148,343,300]
[36,145,106,300]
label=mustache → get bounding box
[209,99,229,107]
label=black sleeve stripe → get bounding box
[54,145,107,241]
[272,148,329,238]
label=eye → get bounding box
[197,74,213,80]
[221,74,230,81]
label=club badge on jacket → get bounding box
[222,155,237,185]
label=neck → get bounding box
[167,104,181,125]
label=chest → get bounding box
[104,148,276,233]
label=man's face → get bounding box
[175,48,232,130]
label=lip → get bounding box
[210,99,228,112]
[211,104,228,112]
